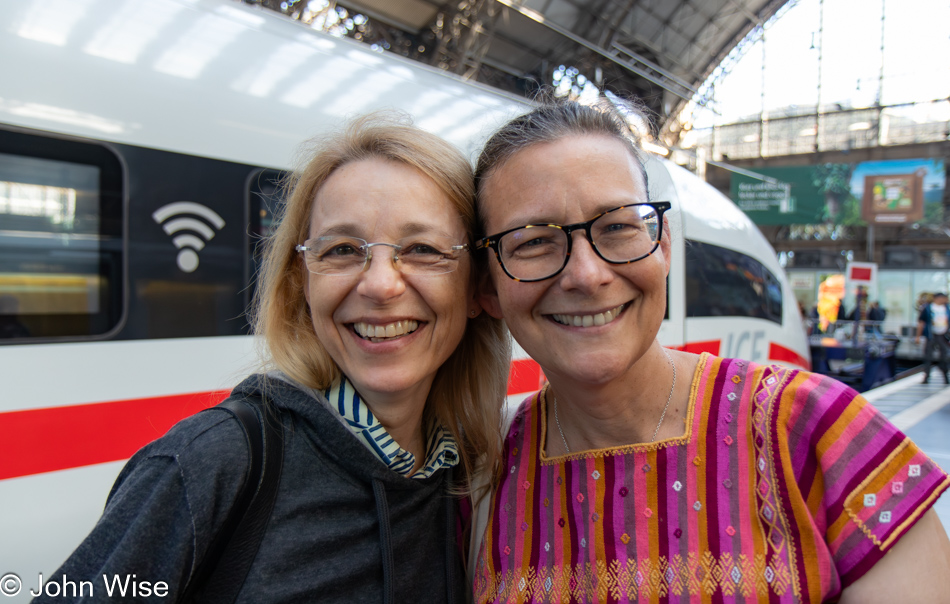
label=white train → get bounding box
[0,0,808,598]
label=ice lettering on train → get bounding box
[722,330,766,362]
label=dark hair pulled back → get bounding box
[474,97,652,236]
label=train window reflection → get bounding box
[685,240,783,325]
[0,130,123,340]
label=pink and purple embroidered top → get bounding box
[474,354,949,603]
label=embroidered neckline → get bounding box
[538,352,711,463]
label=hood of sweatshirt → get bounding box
[231,372,449,491]
[228,372,460,604]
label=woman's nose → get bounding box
[357,247,407,301]
[558,233,614,293]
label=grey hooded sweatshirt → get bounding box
[32,373,465,603]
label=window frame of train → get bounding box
[0,127,124,342]
[684,240,783,324]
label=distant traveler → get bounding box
[916,292,950,384]
[869,300,886,321]
[867,300,886,334]
[33,114,508,603]
[848,285,869,322]
[468,98,950,603]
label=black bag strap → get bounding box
[180,396,284,604]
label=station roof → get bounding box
[337,0,791,136]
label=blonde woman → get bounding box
[36,114,508,604]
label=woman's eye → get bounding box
[511,236,558,255]
[601,220,643,234]
[519,237,550,248]
[402,243,442,256]
[324,243,360,257]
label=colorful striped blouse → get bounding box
[473,354,949,603]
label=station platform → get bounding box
[863,368,950,531]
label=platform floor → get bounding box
[863,367,950,532]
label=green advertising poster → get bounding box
[730,164,853,225]
[730,159,945,227]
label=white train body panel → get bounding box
[0,1,808,597]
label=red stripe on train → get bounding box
[1,344,807,481]
[0,391,229,480]
[671,340,722,355]
[507,358,545,395]
[0,363,542,482]
[768,342,810,370]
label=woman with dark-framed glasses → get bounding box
[468,100,950,603]
[35,113,509,604]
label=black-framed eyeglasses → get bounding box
[296,236,469,276]
[475,201,671,282]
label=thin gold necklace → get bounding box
[553,348,676,453]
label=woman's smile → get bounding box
[549,302,627,327]
[351,319,421,342]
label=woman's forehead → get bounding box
[309,158,466,236]
[480,135,647,227]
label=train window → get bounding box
[685,240,783,325]
[0,129,123,341]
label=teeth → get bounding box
[353,320,419,341]
[552,304,626,328]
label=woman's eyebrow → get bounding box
[314,222,458,240]
[500,201,649,230]
[399,222,457,240]
[313,224,363,238]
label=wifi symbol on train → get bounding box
[152,202,226,273]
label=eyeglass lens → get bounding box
[301,236,463,276]
[497,204,662,281]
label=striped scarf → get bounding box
[324,377,459,479]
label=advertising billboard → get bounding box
[730,158,944,226]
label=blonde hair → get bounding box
[252,112,510,487]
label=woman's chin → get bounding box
[547,356,631,388]
[347,370,435,406]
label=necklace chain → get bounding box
[553,348,677,454]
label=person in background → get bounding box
[808,303,822,335]
[869,300,886,322]
[835,296,848,324]
[34,114,509,603]
[916,292,950,384]
[847,285,869,322]
[866,300,886,335]
[469,99,950,603]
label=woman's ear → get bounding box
[477,271,504,319]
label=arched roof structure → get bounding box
[328,0,791,138]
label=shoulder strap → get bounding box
[180,396,284,604]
